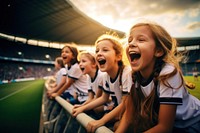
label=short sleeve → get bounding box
[68,63,82,80]
[159,64,184,105]
[60,68,67,76]
[122,66,132,94]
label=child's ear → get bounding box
[116,54,122,61]
[155,48,164,57]
[91,63,97,68]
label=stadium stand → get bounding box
[0,38,60,82]
[180,49,200,75]
[177,37,200,76]
[0,60,54,81]
[0,38,60,61]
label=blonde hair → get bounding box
[95,32,125,66]
[78,51,96,65]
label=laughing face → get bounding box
[61,46,74,65]
[126,25,159,79]
[95,40,121,75]
[79,54,95,75]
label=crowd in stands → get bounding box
[0,38,60,61]
[0,61,55,81]
[0,38,60,81]
[186,49,200,63]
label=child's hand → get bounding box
[73,104,82,109]
[86,120,104,133]
[47,90,53,97]
[72,106,84,117]
[51,93,59,98]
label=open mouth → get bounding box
[129,52,141,61]
[80,67,85,71]
[63,56,67,59]
[98,59,106,65]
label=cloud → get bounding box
[70,0,200,18]
[188,8,200,18]
[186,21,200,30]
[70,0,200,37]
[172,22,200,37]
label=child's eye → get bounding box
[138,38,145,42]
[138,36,146,41]
[103,49,108,52]
[95,49,99,53]
[128,36,133,43]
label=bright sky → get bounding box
[69,0,200,38]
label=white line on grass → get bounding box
[0,83,36,101]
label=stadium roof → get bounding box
[176,37,200,46]
[0,0,200,47]
[0,0,124,45]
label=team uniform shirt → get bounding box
[64,64,75,96]
[102,66,132,107]
[55,67,66,85]
[67,63,89,103]
[87,69,104,97]
[139,63,200,128]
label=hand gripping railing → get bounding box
[55,96,113,133]
[42,80,113,133]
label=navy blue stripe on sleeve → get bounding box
[88,89,93,92]
[103,89,114,94]
[68,75,78,80]
[159,97,182,105]
[98,85,104,90]
[122,91,128,95]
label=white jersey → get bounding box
[67,63,89,102]
[139,63,200,128]
[102,66,132,106]
[88,69,104,97]
[55,67,66,85]
[64,64,75,95]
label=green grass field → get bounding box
[0,79,45,133]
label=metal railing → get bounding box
[41,81,113,133]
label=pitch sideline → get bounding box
[0,82,38,101]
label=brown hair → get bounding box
[56,57,65,68]
[124,21,185,132]
[62,43,79,65]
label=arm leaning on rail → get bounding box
[55,96,113,133]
